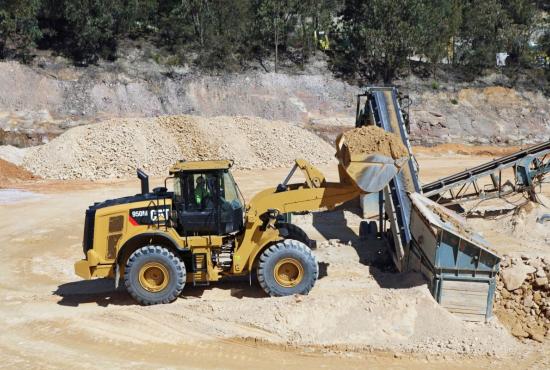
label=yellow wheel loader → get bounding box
[74,137,408,305]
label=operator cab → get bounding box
[170,160,244,236]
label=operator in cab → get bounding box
[194,176,210,207]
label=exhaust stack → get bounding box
[137,169,149,195]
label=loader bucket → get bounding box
[335,133,409,193]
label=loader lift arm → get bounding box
[231,159,364,273]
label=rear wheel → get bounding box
[257,239,318,297]
[124,245,186,305]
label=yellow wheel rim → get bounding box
[273,258,304,288]
[138,262,169,293]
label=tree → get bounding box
[252,0,300,72]
[457,0,510,70]
[39,0,123,64]
[499,0,537,66]
[330,0,423,82]
[293,0,340,65]
[0,0,42,58]
[417,0,462,72]
[158,0,253,69]
[118,0,159,38]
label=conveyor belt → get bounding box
[422,140,550,203]
[356,87,420,270]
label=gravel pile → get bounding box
[22,118,181,180]
[22,115,335,180]
[495,254,550,342]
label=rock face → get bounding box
[408,85,550,146]
[1,59,549,148]
[0,60,358,147]
[495,255,550,342]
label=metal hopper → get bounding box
[407,192,501,321]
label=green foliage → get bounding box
[540,32,550,57]
[119,0,159,38]
[330,0,424,82]
[39,0,124,63]
[0,0,544,81]
[455,0,536,69]
[0,0,42,58]
[157,0,255,69]
[456,0,508,70]
[416,0,461,69]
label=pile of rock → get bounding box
[495,255,550,342]
[21,115,336,180]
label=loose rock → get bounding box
[501,263,536,291]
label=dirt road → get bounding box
[0,155,548,369]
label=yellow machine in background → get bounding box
[314,30,330,51]
[75,139,407,305]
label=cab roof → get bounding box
[169,160,233,174]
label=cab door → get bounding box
[176,171,221,235]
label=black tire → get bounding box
[368,221,378,236]
[124,245,186,305]
[359,221,369,239]
[257,239,318,297]
[360,220,378,239]
[277,222,316,249]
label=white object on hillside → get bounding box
[496,52,508,67]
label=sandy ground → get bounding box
[1,154,549,369]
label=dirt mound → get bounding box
[174,237,519,356]
[22,115,335,180]
[342,126,409,159]
[0,158,37,187]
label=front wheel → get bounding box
[124,245,186,305]
[257,239,318,297]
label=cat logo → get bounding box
[129,206,170,226]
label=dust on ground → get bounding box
[465,198,550,259]
[0,172,535,369]
[341,125,409,159]
[1,150,549,368]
